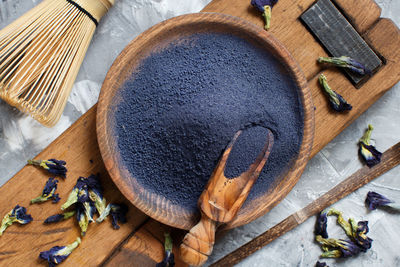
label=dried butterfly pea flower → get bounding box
[78,184,96,223]
[39,237,81,266]
[251,0,278,30]
[316,235,361,258]
[315,209,329,238]
[366,191,400,211]
[327,209,373,252]
[86,174,107,216]
[61,178,96,225]
[76,203,93,236]
[0,205,33,236]
[316,261,328,267]
[358,124,382,167]
[319,74,352,112]
[44,211,75,224]
[27,159,67,178]
[156,233,175,267]
[351,220,373,252]
[61,179,83,210]
[318,56,371,76]
[31,177,60,204]
[314,208,373,258]
[97,203,128,230]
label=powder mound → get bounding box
[224,125,272,178]
[113,33,304,212]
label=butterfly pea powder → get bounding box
[113,33,304,211]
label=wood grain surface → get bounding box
[1,0,399,266]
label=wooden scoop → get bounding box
[179,128,274,266]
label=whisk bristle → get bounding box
[0,0,113,126]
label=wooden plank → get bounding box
[104,220,188,267]
[301,0,382,85]
[0,106,149,266]
[333,0,381,34]
[202,0,328,81]
[103,227,163,266]
[310,18,400,156]
[0,0,398,266]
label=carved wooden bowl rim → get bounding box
[96,12,315,230]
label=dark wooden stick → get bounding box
[211,141,400,266]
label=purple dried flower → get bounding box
[76,204,91,236]
[251,0,278,30]
[0,205,33,236]
[61,179,83,210]
[316,262,328,267]
[365,191,400,212]
[31,177,60,204]
[315,209,328,238]
[352,221,373,252]
[319,74,352,112]
[86,174,107,216]
[337,239,362,258]
[110,204,128,229]
[39,237,80,266]
[315,208,373,259]
[359,125,382,167]
[316,236,361,258]
[44,211,75,224]
[366,191,392,210]
[97,203,128,230]
[318,56,371,76]
[27,159,67,178]
[156,233,175,267]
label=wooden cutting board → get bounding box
[0,0,399,266]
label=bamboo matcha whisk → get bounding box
[0,0,114,127]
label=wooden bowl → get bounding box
[97,13,314,230]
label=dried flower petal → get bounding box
[44,211,75,224]
[77,185,96,223]
[351,220,373,252]
[0,205,33,236]
[97,203,128,230]
[316,261,328,267]
[319,74,352,112]
[366,191,392,210]
[251,0,278,30]
[39,237,81,266]
[156,233,175,267]
[61,178,87,210]
[365,191,400,212]
[318,56,371,76]
[31,177,60,204]
[315,208,373,259]
[86,174,107,216]
[28,159,67,178]
[76,203,95,236]
[315,209,329,238]
[359,125,382,167]
[316,235,361,258]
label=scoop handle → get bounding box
[180,212,216,266]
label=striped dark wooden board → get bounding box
[301,0,382,86]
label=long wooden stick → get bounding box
[211,141,400,266]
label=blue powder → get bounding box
[113,33,303,212]
[224,125,272,178]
